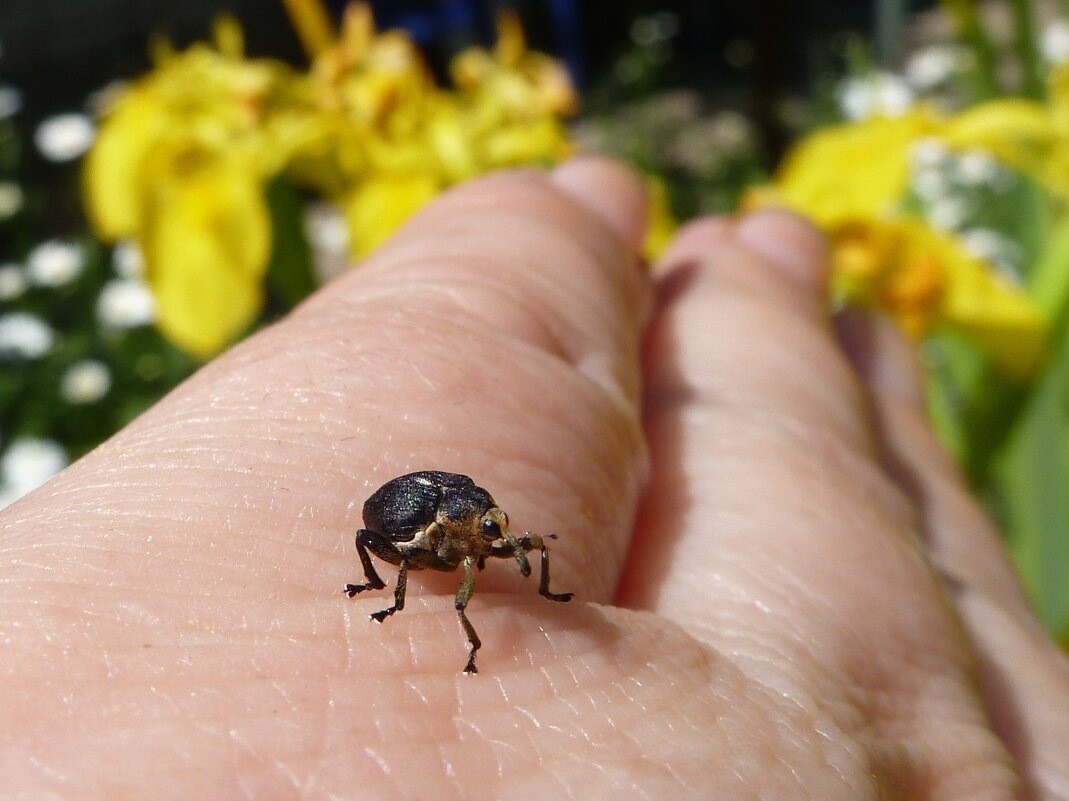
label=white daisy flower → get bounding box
[97,278,156,329]
[1,437,67,498]
[906,45,967,90]
[959,228,1022,278]
[0,312,53,358]
[927,196,971,231]
[0,181,23,220]
[34,113,95,162]
[910,137,951,170]
[953,149,1003,187]
[112,239,145,278]
[26,240,85,287]
[838,72,914,120]
[0,263,26,301]
[85,79,131,117]
[60,359,112,404]
[1042,20,1069,64]
[304,203,350,282]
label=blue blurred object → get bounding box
[369,0,487,43]
[548,0,584,88]
[326,1,585,88]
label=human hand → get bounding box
[2,158,1067,800]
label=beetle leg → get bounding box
[535,538,573,603]
[344,529,388,597]
[490,534,571,600]
[455,556,481,674]
[369,559,408,623]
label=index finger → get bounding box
[1,159,650,603]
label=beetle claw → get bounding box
[370,608,395,623]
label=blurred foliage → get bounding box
[574,12,767,220]
[0,111,200,492]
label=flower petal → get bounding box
[770,110,937,225]
[142,160,270,357]
[343,173,440,259]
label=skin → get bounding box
[1,157,1068,800]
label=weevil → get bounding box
[344,470,573,674]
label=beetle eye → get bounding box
[481,519,501,541]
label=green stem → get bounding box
[938,0,1002,99]
[874,0,907,66]
[1009,0,1044,97]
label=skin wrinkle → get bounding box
[327,261,641,403]
[8,598,803,795]
[674,320,872,456]
[728,502,1018,796]
[376,173,642,302]
[352,239,638,355]
[626,419,917,633]
[644,259,868,421]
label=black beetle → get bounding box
[344,470,573,674]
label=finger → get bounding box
[623,210,1023,799]
[957,587,1069,801]
[0,162,652,794]
[843,310,1069,801]
[836,310,1033,618]
[4,164,649,599]
[551,154,650,254]
[836,307,927,410]
[620,210,894,618]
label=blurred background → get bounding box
[1,1,887,119]
[0,0,916,218]
[2,0,1068,644]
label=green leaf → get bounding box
[993,314,1069,636]
[925,332,980,463]
[924,330,1027,485]
[263,178,317,308]
[1028,213,1069,320]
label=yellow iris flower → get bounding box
[451,10,579,119]
[85,4,583,356]
[768,110,937,222]
[831,217,1045,376]
[290,3,577,259]
[642,175,677,261]
[751,101,1050,377]
[85,18,305,357]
